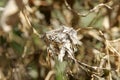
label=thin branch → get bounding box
[92,74,103,80]
[21,10,32,27]
[20,10,42,38]
[87,11,99,27]
[108,38,120,43]
[69,56,110,73]
[107,40,120,56]
[45,70,55,80]
[64,0,112,17]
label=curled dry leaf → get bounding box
[43,26,82,62]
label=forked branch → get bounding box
[64,0,112,17]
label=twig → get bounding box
[21,10,32,27]
[108,38,120,43]
[69,56,110,73]
[87,11,99,27]
[105,40,112,80]
[99,33,120,57]
[92,74,102,80]
[45,70,55,80]
[22,45,27,58]
[64,0,112,17]
[20,10,42,38]
[107,40,120,56]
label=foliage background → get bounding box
[0,0,120,80]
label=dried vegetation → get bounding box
[0,0,120,80]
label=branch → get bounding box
[45,70,55,80]
[69,56,110,73]
[64,0,112,17]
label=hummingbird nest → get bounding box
[43,26,81,62]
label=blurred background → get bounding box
[0,0,120,80]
